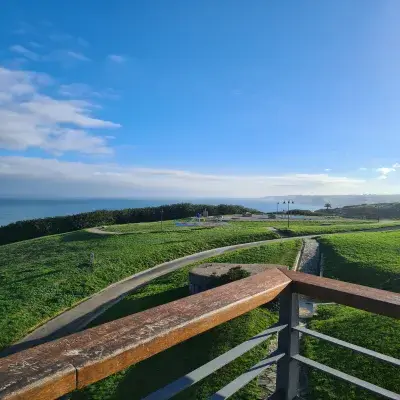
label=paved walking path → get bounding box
[5,236,304,356]
[297,239,321,318]
[5,224,400,357]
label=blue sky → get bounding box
[1,1,400,197]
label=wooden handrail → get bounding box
[281,269,400,319]
[0,268,290,400]
[1,268,399,400]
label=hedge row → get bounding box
[0,203,259,246]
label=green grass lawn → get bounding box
[102,220,215,233]
[303,231,400,399]
[102,218,400,239]
[71,240,301,400]
[319,230,400,292]
[0,221,280,351]
[279,220,400,236]
[304,306,400,400]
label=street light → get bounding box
[283,200,294,229]
[276,202,279,218]
[160,209,164,232]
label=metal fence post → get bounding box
[273,285,300,399]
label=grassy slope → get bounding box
[304,231,400,400]
[304,306,400,400]
[0,222,279,350]
[280,221,400,236]
[103,218,400,238]
[319,231,400,292]
[71,240,301,400]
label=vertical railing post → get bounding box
[273,285,300,399]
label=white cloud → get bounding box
[59,83,119,100]
[377,167,395,175]
[392,163,400,168]
[66,51,90,61]
[359,167,367,171]
[107,54,126,63]
[376,165,399,179]
[0,156,367,197]
[324,168,332,172]
[59,83,97,97]
[0,66,120,154]
[42,50,91,66]
[9,45,90,65]
[10,45,39,61]
[29,41,42,49]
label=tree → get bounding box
[324,202,332,211]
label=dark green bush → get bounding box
[209,266,251,289]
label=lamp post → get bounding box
[283,200,294,229]
[276,202,279,218]
[160,209,164,232]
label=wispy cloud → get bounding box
[358,167,367,171]
[59,83,119,100]
[65,51,90,61]
[28,41,43,49]
[50,32,89,48]
[9,45,39,61]
[324,168,332,172]
[107,54,126,63]
[0,66,120,155]
[0,157,367,197]
[9,45,90,65]
[376,165,399,179]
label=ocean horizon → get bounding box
[0,197,320,227]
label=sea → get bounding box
[0,198,319,227]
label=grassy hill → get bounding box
[317,202,400,220]
[279,220,400,236]
[71,240,301,400]
[0,221,280,351]
[304,231,400,399]
[109,219,400,237]
[2,217,399,351]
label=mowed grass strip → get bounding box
[279,221,400,236]
[319,230,400,292]
[104,218,400,238]
[303,231,400,400]
[0,221,279,350]
[72,240,301,400]
[304,305,400,400]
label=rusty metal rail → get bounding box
[0,268,399,400]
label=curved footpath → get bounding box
[4,224,400,356]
